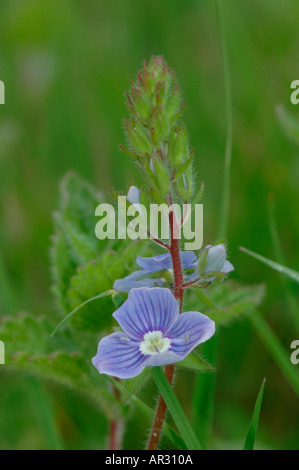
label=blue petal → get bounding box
[127,186,141,205]
[136,251,196,274]
[113,270,164,293]
[144,311,215,367]
[180,251,197,269]
[136,253,172,272]
[92,332,149,379]
[167,311,215,359]
[113,287,179,341]
[204,244,226,273]
[222,260,234,273]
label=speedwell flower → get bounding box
[195,243,234,281]
[92,287,215,379]
[113,251,197,293]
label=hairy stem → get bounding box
[109,383,122,450]
[147,204,185,449]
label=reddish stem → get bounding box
[109,382,121,450]
[109,421,118,450]
[147,203,185,450]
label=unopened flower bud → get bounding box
[197,244,234,280]
[131,87,151,121]
[205,244,227,273]
[174,166,193,201]
[166,85,181,121]
[125,119,153,155]
[146,156,170,197]
[127,186,141,205]
[150,107,169,145]
[168,125,188,168]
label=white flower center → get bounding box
[139,330,171,356]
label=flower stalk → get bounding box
[147,204,185,450]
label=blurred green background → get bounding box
[0,0,298,450]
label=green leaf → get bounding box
[187,281,265,327]
[7,351,127,420]
[240,246,299,284]
[244,378,266,450]
[121,368,150,402]
[0,313,127,420]
[50,173,150,335]
[193,287,218,310]
[152,367,202,450]
[250,310,299,399]
[173,151,193,182]
[65,262,115,332]
[176,351,215,373]
[51,290,114,337]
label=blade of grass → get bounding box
[239,246,299,284]
[192,0,233,449]
[191,334,218,448]
[250,310,299,398]
[152,367,202,450]
[25,376,64,450]
[217,0,233,241]
[0,250,17,313]
[268,198,299,334]
[243,378,266,450]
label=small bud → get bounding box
[174,166,193,201]
[131,87,151,120]
[145,156,170,197]
[166,85,181,121]
[148,56,164,82]
[154,82,166,107]
[197,244,234,280]
[150,107,169,146]
[168,125,188,168]
[205,244,227,273]
[127,186,141,205]
[125,119,153,155]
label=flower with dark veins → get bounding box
[113,251,197,293]
[92,287,215,379]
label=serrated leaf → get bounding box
[0,313,127,420]
[176,351,215,373]
[50,173,150,327]
[121,368,150,402]
[7,351,127,420]
[186,281,265,327]
[51,290,114,337]
[65,262,115,332]
[193,287,218,310]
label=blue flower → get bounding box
[203,244,234,275]
[92,287,215,379]
[113,251,197,293]
[188,244,234,282]
[127,186,141,206]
